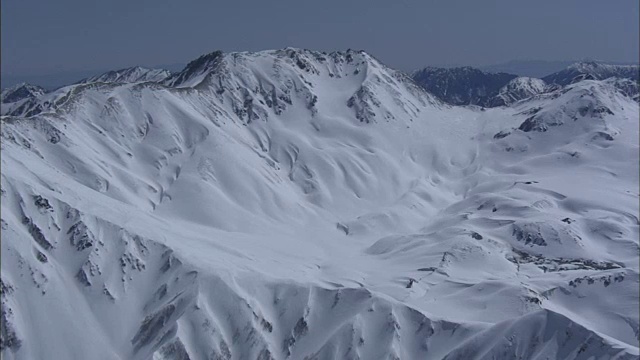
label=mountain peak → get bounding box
[486,76,548,107]
[163,47,390,89]
[163,50,225,87]
[1,83,46,104]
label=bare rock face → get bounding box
[412,66,517,106]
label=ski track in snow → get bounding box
[1,48,638,360]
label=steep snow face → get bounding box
[76,66,172,85]
[0,84,47,116]
[543,61,639,86]
[487,77,548,106]
[1,49,639,360]
[412,66,517,106]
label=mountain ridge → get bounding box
[75,66,172,85]
[543,61,639,86]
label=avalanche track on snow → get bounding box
[1,48,639,360]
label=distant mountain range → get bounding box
[1,47,638,360]
[541,61,639,85]
[74,66,172,85]
[479,59,638,78]
[3,59,637,91]
[411,67,517,106]
[0,63,185,90]
[411,61,639,107]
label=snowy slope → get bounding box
[1,49,638,360]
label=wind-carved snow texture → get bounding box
[1,48,639,359]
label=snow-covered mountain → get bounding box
[75,66,172,85]
[479,60,578,78]
[605,77,640,102]
[412,62,639,108]
[1,83,46,104]
[411,67,517,106]
[486,77,549,107]
[0,67,172,118]
[543,61,639,86]
[1,48,639,360]
[0,83,80,118]
[0,84,47,117]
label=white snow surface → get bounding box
[1,48,639,360]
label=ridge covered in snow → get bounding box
[1,48,639,360]
[0,84,47,117]
[1,83,46,104]
[487,77,549,107]
[75,66,172,85]
[0,67,171,118]
[543,61,639,86]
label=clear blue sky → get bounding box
[1,0,638,77]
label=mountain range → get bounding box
[478,59,638,78]
[1,48,638,360]
[4,59,637,118]
[410,61,639,108]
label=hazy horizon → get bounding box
[2,0,638,83]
